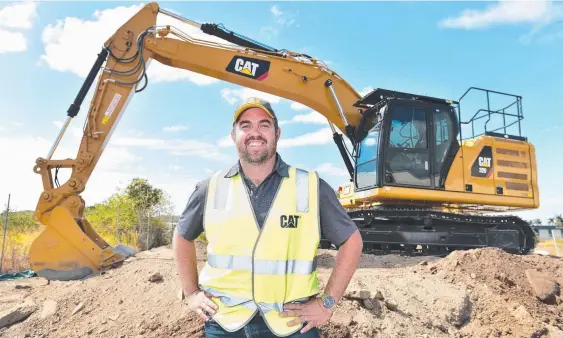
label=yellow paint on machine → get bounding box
[339,135,539,211]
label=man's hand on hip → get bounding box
[186,289,218,321]
[280,298,333,333]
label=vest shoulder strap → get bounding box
[290,166,318,213]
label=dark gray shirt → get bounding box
[176,154,358,246]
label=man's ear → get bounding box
[276,126,281,141]
[230,128,236,142]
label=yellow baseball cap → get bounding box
[233,97,277,124]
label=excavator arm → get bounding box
[29,2,364,280]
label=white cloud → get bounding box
[260,26,279,39]
[278,127,333,148]
[261,4,297,39]
[0,125,217,215]
[438,1,562,30]
[0,135,53,212]
[217,134,233,148]
[279,111,327,125]
[151,177,200,214]
[0,30,26,53]
[220,87,283,105]
[218,125,334,149]
[0,1,37,29]
[39,3,227,84]
[358,86,373,97]
[0,133,143,214]
[52,120,83,140]
[314,162,348,177]
[290,102,308,111]
[147,61,218,85]
[271,5,296,27]
[271,6,283,17]
[163,124,188,133]
[221,88,240,105]
[112,136,232,162]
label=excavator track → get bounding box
[320,207,536,257]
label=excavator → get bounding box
[28,2,540,281]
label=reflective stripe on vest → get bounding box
[201,285,311,314]
[207,254,317,275]
[198,166,320,337]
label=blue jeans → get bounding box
[204,314,320,338]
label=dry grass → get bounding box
[0,229,41,273]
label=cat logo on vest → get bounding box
[280,215,300,228]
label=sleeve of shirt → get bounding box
[176,178,210,241]
[318,178,358,246]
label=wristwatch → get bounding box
[319,292,336,310]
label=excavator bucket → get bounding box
[28,206,135,281]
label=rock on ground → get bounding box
[0,244,561,338]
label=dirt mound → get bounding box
[0,246,561,338]
[428,248,563,338]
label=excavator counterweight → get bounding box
[29,2,539,280]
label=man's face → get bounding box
[231,107,280,165]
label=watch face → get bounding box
[323,295,335,308]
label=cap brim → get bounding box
[233,103,275,123]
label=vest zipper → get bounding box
[243,173,284,318]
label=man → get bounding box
[172,97,363,338]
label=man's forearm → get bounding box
[323,230,363,304]
[172,229,200,295]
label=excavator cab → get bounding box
[352,89,459,192]
[335,87,537,255]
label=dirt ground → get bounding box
[0,242,562,338]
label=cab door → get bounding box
[382,102,432,188]
[430,104,458,189]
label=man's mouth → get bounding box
[246,138,266,148]
[247,141,264,148]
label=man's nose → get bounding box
[248,124,263,135]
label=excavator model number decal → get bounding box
[226,56,270,81]
[471,146,493,178]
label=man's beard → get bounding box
[238,136,276,164]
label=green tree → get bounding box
[124,178,172,250]
[548,214,563,226]
[85,177,175,251]
[125,178,164,212]
[527,218,542,226]
[86,193,138,247]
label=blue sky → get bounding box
[0,0,561,223]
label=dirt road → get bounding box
[0,243,561,338]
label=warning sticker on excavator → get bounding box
[102,93,122,125]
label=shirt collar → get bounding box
[225,153,290,178]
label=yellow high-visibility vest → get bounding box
[198,166,320,337]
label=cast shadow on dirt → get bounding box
[316,251,441,269]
